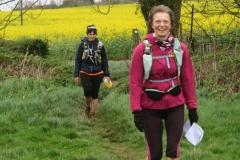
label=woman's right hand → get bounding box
[133,111,144,132]
[74,77,80,84]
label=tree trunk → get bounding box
[168,0,182,37]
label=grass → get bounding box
[0,61,240,160]
[180,98,240,159]
[0,78,145,160]
[1,2,239,158]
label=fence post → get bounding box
[132,29,141,49]
[188,4,194,49]
[179,23,182,41]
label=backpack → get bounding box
[143,38,183,80]
[82,41,103,65]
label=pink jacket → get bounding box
[129,34,197,113]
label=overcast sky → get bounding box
[0,0,15,11]
[0,0,62,11]
[0,0,101,11]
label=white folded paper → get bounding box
[183,119,204,146]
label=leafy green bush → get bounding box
[18,38,49,57]
[192,45,240,99]
[0,39,20,52]
[0,38,49,57]
[0,45,73,86]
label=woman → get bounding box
[74,24,110,120]
[129,5,199,160]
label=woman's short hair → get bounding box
[87,25,97,35]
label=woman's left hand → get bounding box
[103,76,110,81]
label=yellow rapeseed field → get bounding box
[0,3,238,43]
[0,4,146,42]
[180,1,239,33]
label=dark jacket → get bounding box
[74,37,110,77]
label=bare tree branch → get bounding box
[181,0,240,43]
[218,0,240,18]
[0,0,15,6]
[0,0,47,38]
[92,0,117,15]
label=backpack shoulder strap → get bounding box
[98,41,103,49]
[83,41,88,49]
[143,39,153,80]
[173,38,183,77]
[82,41,89,60]
[143,39,152,55]
[96,41,103,55]
[95,41,103,65]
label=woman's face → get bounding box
[87,31,97,41]
[151,12,171,40]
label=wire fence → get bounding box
[179,1,240,97]
[180,1,239,54]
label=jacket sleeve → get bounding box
[129,43,144,113]
[101,45,110,77]
[73,43,83,78]
[180,43,197,109]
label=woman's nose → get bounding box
[159,21,165,26]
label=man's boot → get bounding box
[90,99,98,120]
[84,96,92,118]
